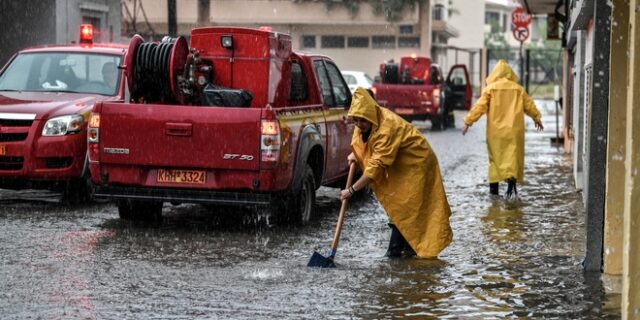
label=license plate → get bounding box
[0,144,5,155]
[395,108,414,114]
[157,169,206,184]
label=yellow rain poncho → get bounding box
[348,88,452,258]
[464,60,542,183]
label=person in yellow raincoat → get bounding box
[340,87,452,258]
[462,59,544,197]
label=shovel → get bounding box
[307,162,357,268]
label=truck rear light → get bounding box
[433,88,441,107]
[88,113,100,161]
[260,119,281,168]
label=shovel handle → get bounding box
[329,162,357,256]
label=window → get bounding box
[343,74,356,85]
[0,52,121,96]
[485,11,500,25]
[348,36,369,48]
[399,25,414,34]
[290,60,308,101]
[314,61,334,106]
[502,14,508,32]
[448,68,467,85]
[302,35,316,48]
[314,60,350,108]
[429,66,443,84]
[325,62,350,108]
[398,37,420,48]
[321,36,345,48]
[372,36,396,49]
[432,4,445,21]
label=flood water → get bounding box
[0,111,621,319]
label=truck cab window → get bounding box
[430,66,442,85]
[290,60,308,101]
[314,60,335,107]
[324,62,350,108]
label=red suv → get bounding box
[0,28,126,202]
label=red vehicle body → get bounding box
[88,27,354,223]
[371,56,472,130]
[0,35,126,202]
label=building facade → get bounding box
[123,0,470,80]
[0,0,122,66]
[517,0,640,317]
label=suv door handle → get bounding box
[165,122,193,136]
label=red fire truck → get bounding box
[371,55,472,130]
[88,27,354,224]
[0,24,126,202]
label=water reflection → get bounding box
[481,199,524,243]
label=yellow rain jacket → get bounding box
[463,60,542,183]
[348,88,452,258]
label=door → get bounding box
[313,59,352,182]
[445,64,472,110]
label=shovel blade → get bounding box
[307,251,336,268]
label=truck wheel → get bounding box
[61,171,94,205]
[294,165,317,224]
[273,165,316,225]
[117,199,163,221]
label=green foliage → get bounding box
[292,0,423,22]
[370,0,421,22]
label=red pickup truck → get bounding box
[0,26,126,202]
[88,27,354,224]
[371,56,472,130]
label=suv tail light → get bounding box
[260,119,280,169]
[433,87,441,108]
[87,113,100,161]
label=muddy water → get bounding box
[0,111,620,319]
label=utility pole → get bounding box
[197,0,210,27]
[168,0,177,37]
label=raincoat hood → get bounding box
[486,59,519,84]
[348,87,379,128]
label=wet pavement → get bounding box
[0,110,621,319]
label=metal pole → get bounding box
[168,0,177,37]
[519,42,524,86]
[525,48,530,93]
[555,100,560,140]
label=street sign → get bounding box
[513,26,530,43]
[512,7,532,28]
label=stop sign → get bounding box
[512,7,532,28]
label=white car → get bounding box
[341,70,374,93]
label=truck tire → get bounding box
[61,177,93,205]
[294,165,317,224]
[273,164,316,225]
[117,199,163,221]
[61,166,94,205]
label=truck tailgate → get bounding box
[99,103,262,170]
[375,84,434,107]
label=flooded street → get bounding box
[0,111,621,319]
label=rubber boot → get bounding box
[385,224,406,258]
[505,177,518,199]
[490,183,499,196]
[385,224,416,258]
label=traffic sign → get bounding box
[513,26,530,43]
[511,7,531,28]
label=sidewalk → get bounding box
[422,109,622,318]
